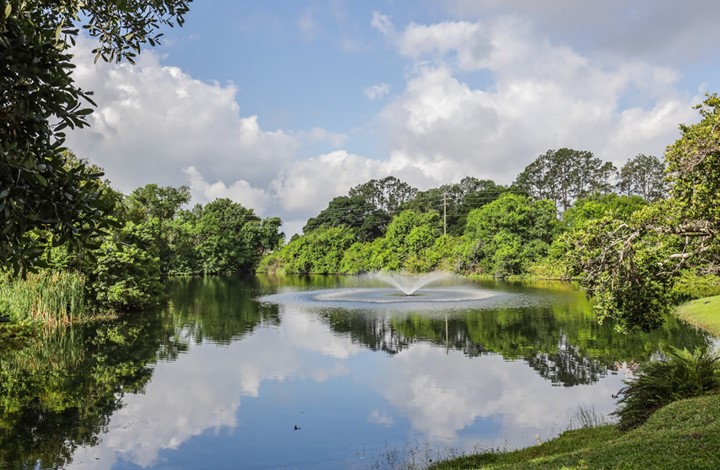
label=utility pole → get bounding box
[443,192,447,236]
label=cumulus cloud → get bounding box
[66,38,300,195]
[445,0,720,65]
[370,13,700,184]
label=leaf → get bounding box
[4,3,11,18]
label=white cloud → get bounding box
[66,38,299,194]
[184,166,273,214]
[364,83,391,100]
[371,13,699,185]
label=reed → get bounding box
[0,271,88,325]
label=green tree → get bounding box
[280,226,357,274]
[380,210,443,271]
[124,184,191,274]
[196,199,282,274]
[303,194,389,242]
[617,154,667,202]
[0,0,190,273]
[403,177,505,235]
[514,148,616,212]
[88,220,164,312]
[462,193,558,277]
[348,176,418,213]
[665,93,720,273]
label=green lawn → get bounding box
[430,393,720,470]
[675,295,720,337]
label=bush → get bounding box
[672,271,720,300]
[613,346,720,431]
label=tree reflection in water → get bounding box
[0,275,712,469]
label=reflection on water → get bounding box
[0,275,713,469]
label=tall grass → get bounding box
[0,271,88,325]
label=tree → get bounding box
[565,204,680,332]
[0,0,191,273]
[617,154,667,202]
[462,193,558,277]
[279,226,357,274]
[303,194,389,242]
[514,148,616,212]
[196,199,282,274]
[349,176,418,213]
[124,184,191,274]
[403,177,505,235]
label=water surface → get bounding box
[0,275,712,469]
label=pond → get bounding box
[0,275,714,469]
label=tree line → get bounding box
[262,108,720,332]
[2,0,719,332]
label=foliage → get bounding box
[402,177,506,235]
[617,154,667,202]
[461,193,558,277]
[348,176,418,213]
[125,184,191,275]
[87,220,164,312]
[565,203,681,331]
[514,148,616,212]
[664,93,720,274]
[195,198,282,274]
[303,194,389,242]
[280,226,357,274]
[666,94,720,226]
[562,193,647,230]
[0,0,190,274]
[613,346,720,431]
[377,209,444,272]
[671,270,720,300]
[0,270,86,324]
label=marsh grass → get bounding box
[569,405,611,429]
[0,271,88,325]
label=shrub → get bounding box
[613,346,720,430]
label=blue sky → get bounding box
[65,0,720,235]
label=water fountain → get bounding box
[261,271,497,309]
[372,271,453,296]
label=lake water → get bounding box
[0,275,713,469]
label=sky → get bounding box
[64,0,720,236]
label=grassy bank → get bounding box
[675,295,720,337]
[430,393,720,470]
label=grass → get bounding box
[430,393,720,470]
[0,271,88,325]
[675,295,720,337]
